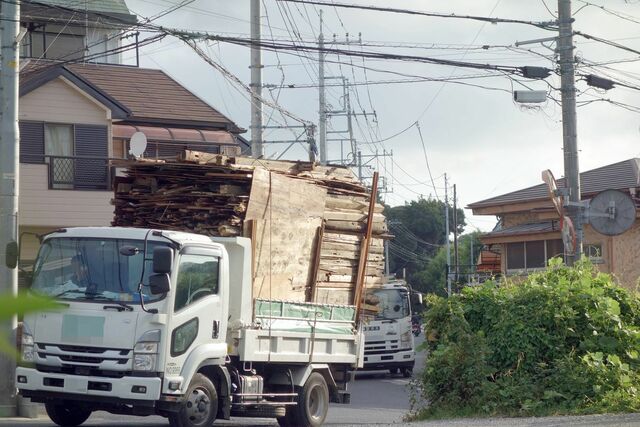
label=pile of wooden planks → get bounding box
[112,150,388,306]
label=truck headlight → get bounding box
[133,330,160,372]
[400,331,412,349]
[22,333,35,362]
[133,354,157,371]
[21,323,35,363]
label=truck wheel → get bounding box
[45,402,91,427]
[389,368,399,375]
[401,367,412,378]
[281,372,329,427]
[169,373,218,427]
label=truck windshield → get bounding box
[31,237,168,304]
[369,288,410,320]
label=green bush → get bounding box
[410,258,640,419]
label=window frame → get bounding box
[506,239,565,273]
[173,249,221,313]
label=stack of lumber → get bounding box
[112,150,388,306]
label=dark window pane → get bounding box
[526,240,545,268]
[585,243,603,258]
[546,239,564,261]
[506,242,525,270]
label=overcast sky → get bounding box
[124,0,640,233]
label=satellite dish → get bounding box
[588,189,637,236]
[129,132,148,158]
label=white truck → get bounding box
[361,281,415,377]
[16,227,362,427]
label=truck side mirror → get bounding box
[153,247,173,274]
[149,273,171,295]
[5,241,18,269]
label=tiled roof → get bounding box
[22,0,137,24]
[21,62,243,132]
[468,158,640,209]
[481,221,561,240]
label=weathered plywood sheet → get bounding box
[246,168,327,301]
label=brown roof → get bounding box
[20,61,243,132]
[468,158,640,209]
[482,221,560,239]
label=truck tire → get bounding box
[278,372,329,427]
[389,368,399,375]
[169,373,218,427]
[45,402,91,427]
[401,367,412,378]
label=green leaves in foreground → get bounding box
[0,292,61,357]
[410,259,640,420]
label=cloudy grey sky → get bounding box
[124,0,640,233]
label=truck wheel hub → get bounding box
[186,388,210,422]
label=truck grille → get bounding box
[364,340,399,355]
[35,343,132,376]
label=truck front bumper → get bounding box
[16,367,162,402]
[362,348,415,370]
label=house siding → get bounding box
[19,164,113,228]
[20,77,109,126]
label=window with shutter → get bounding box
[74,125,109,190]
[19,121,45,164]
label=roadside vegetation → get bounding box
[0,293,58,356]
[410,258,640,420]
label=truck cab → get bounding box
[16,227,361,427]
[361,281,415,377]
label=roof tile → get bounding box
[468,158,640,208]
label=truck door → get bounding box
[166,247,227,376]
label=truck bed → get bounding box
[232,299,363,366]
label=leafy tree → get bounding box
[384,198,465,280]
[412,232,482,295]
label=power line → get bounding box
[275,0,556,29]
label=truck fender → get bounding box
[197,363,232,420]
[268,364,337,394]
[178,342,227,393]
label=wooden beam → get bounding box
[308,222,325,303]
[354,172,379,323]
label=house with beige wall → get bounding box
[467,159,640,291]
[18,62,248,266]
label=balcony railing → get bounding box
[45,155,117,191]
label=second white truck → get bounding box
[362,281,415,377]
[16,227,362,427]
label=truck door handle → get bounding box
[212,321,219,339]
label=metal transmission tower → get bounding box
[317,21,375,166]
[0,0,21,416]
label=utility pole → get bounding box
[469,236,474,284]
[250,0,263,158]
[357,151,362,181]
[557,0,582,264]
[0,0,20,416]
[453,184,459,284]
[444,174,451,296]
[318,10,327,165]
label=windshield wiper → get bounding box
[102,301,134,312]
[52,289,87,298]
[84,294,134,312]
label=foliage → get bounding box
[384,197,466,283]
[412,232,482,296]
[0,292,59,357]
[410,259,640,420]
